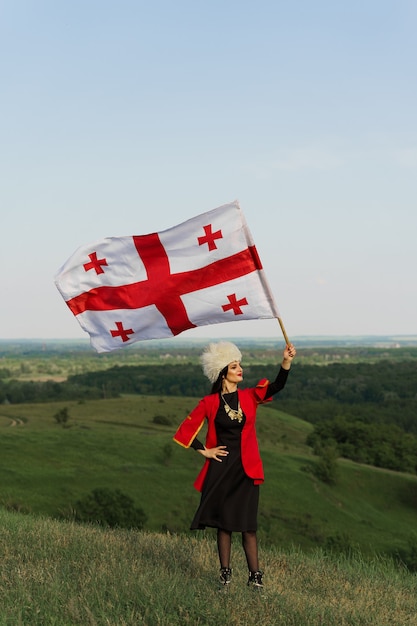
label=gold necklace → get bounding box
[221,393,243,423]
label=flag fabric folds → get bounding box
[54,201,280,353]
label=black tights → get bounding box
[217,528,259,572]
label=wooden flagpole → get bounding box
[277,317,290,345]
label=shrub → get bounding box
[152,414,172,426]
[395,532,417,572]
[324,531,356,555]
[73,488,147,529]
[161,442,173,466]
[54,407,70,426]
[312,446,339,485]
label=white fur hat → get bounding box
[200,341,242,383]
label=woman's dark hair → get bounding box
[211,365,229,394]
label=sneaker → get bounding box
[247,570,264,590]
[219,567,232,590]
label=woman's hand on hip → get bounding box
[198,445,229,462]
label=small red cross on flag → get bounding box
[55,201,280,352]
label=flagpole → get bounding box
[277,317,290,345]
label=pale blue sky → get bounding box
[1,0,416,343]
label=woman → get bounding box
[173,340,296,590]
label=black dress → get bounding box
[190,367,289,533]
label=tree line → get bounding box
[2,360,416,427]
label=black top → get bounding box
[190,366,289,451]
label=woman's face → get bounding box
[225,360,243,385]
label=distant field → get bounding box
[1,339,417,382]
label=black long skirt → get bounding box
[190,401,259,532]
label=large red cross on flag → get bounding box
[55,201,280,353]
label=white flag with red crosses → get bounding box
[54,201,280,352]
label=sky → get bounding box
[1,0,416,345]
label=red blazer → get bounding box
[173,379,272,491]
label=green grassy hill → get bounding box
[1,395,417,561]
[0,508,416,625]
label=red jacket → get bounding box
[173,379,272,491]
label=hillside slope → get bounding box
[0,396,416,558]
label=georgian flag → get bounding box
[55,201,280,353]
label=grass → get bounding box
[0,508,416,626]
